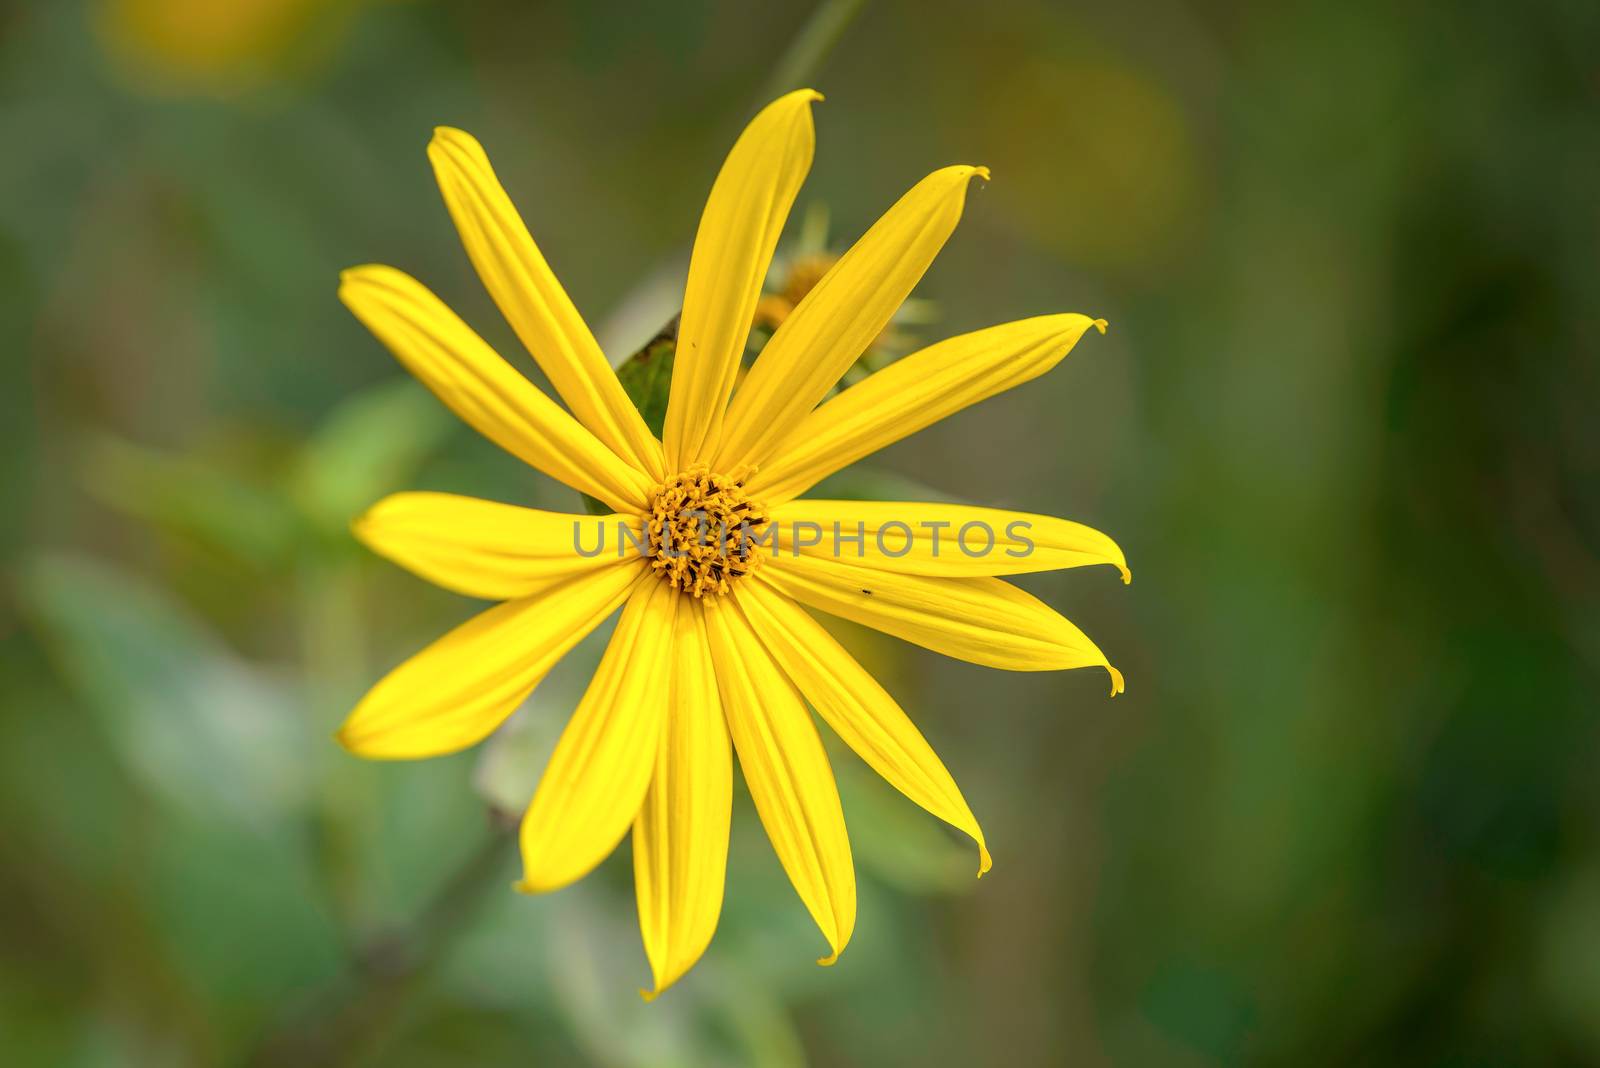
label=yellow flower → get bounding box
[98,0,336,90]
[337,89,1127,997]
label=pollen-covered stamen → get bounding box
[646,467,769,598]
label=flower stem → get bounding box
[763,0,872,100]
[248,814,517,1066]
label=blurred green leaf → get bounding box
[540,888,803,1068]
[807,465,961,503]
[470,622,611,814]
[82,435,301,569]
[19,554,311,826]
[149,812,343,1025]
[469,692,568,819]
[1538,865,1600,1055]
[833,759,981,894]
[291,377,456,533]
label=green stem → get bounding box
[248,817,517,1067]
[763,0,872,99]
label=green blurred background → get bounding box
[4,0,1599,1064]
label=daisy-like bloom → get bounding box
[338,89,1127,997]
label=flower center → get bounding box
[645,467,768,598]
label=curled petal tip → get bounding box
[1092,318,1109,335]
[771,88,823,110]
[971,165,992,182]
[1107,665,1126,697]
[1119,565,1132,585]
[977,845,994,878]
[638,987,659,1004]
[817,951,841,967]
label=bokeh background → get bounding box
[4,0,1599,1064]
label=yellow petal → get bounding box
[663,89,820,471]
[749,314,1106,506]
[713,165,988,473]
[633,598,731,998]
[340,265,654,513]
[761,554,1124,693]
[769,499,1130,583]
[337,564,645,759]
[519,579,676,893]
[736,581,990,875]
[354,492,642,601]
[702,595,855,963]
[428,127,665,481]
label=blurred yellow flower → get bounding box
[98,0,342,89]
[337,90,1126,996]
[983,55,1199,270]
[750,206,937,380]
[754,251,839,332]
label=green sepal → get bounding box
[579,320,681,517]
[615,326,678,439]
